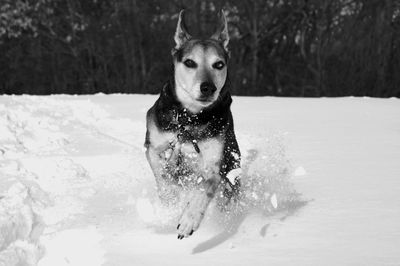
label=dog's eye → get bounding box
[212,61,225,70]
[183,59,197,68]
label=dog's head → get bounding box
[172,10,230,113]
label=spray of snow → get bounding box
[132,132,306,234]
[294,166,307,177]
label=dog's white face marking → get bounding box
[172,9,230,115]
[174,44,227,114]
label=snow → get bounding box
[226,168,241,185]
[38,227,104,266]
[270,194,278,209]
[0,94,399,265]
[293,166,306,177]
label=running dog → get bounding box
[145,10,241,239]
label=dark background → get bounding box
[0,0,399,97]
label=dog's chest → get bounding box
[148,120,206,149]
[175,137,224,187]
[148,120,223,167]
[180,137,224,166]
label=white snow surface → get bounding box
[0,94,399,265]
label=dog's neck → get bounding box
[155,79,232,132]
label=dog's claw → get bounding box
[189,230,194,236]
[177,224,180,230]
[177,234,184,240]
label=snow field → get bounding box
[1,94,399,265]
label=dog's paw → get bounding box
[176,203,205,239]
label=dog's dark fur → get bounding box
[145,78,240,175]
[144,10,241,239]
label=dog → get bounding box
[144,10,241,239]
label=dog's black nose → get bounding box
[200,82,217,97]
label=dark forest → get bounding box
[0,0,399,97]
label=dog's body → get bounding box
[145,10,241,239]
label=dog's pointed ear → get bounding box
[174,10,191,49]
[211,10,229,51]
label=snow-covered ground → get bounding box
[0,94,399,265]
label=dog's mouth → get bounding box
[196,98,213,105]
[197,98,211,102]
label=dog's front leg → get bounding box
[177,174,220,239]
[176,138,224,239]
[146,141,181,205]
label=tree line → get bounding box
[0,0,399,97]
